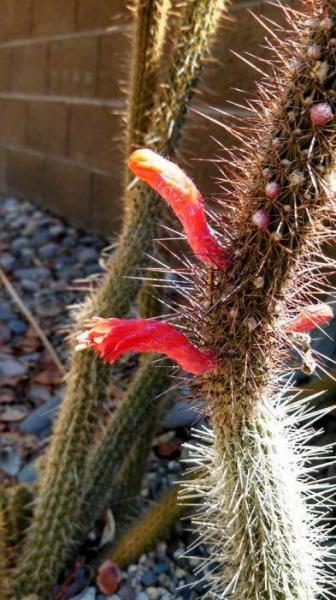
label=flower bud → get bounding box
[252,210,270,228]
[309,102,333,126]
[265,181,281,199]
[307,45,321,60]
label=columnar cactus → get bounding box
[82,2,336,596]
[126,0,171,158]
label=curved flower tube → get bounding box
[283,303,333,334]
[128,148,229,268]
[76,317,219,375]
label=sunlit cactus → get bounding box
[113,1,336,594]
[7,1,336,599]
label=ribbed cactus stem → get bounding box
[137,269,163,318]
[182,2,336,597]
[13,351,99,598]
[188,399,332,598]
[110,380,171,532]
[6,484,33,561]
[109,483,186,568]
[126,0,171,157]
[80,355,171,534]
[148,0,225,155]
[199,3,336,422]
[0,498,10,600]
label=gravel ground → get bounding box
[0,196,335,600]
[0,196,210,600]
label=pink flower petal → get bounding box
[283,303,333,333]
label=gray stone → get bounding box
[19,396,61,437]
[0,325,11,344]
[71,587,96,600]
[3,197,19,211]
[35,299,61,317]
[146,588,160,600]
[38,242,60,260]
[118,585,136,600]
[56,255,75,269]
[49,224,65,237]
[84,264,102,276]
[0,253,16,271]
[15,267,51,281]
[12,237,30,254]
[8,319,27,334]
[0,354,27,377]
[161,399,204,430]
[63,234,77,246]
[9,216,27,229]
[0,447,21,476]
[22,352,41,362]
[21,278,39,292]
[0,304,15,321]
[77,247,99,264]
[31,230,52,247]
[20,248,35,261]
[141,571,157,586]
[30,384,52,402]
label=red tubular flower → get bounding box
[283,303,333,334]
[128,148,229,269]
[76,317,218,375]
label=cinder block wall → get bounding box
[0,0,287,237]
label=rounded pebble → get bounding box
[77,247,100,264]
[8,319,27,334]
[0,253,16,271]
[38,242,60,259]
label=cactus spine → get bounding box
[181,2,336,597]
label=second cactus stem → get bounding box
[184,2,336,597]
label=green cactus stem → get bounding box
[109,483,187,568]
[0,497,10,600]
[5,484,34,564]
[109,377,172,533]
[80,354,171,536]
[126,0,171,157]
[180,2,336,597]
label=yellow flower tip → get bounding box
[128,147,200,205]
[75,317,111,351]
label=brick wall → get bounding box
[0,0,288,237]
